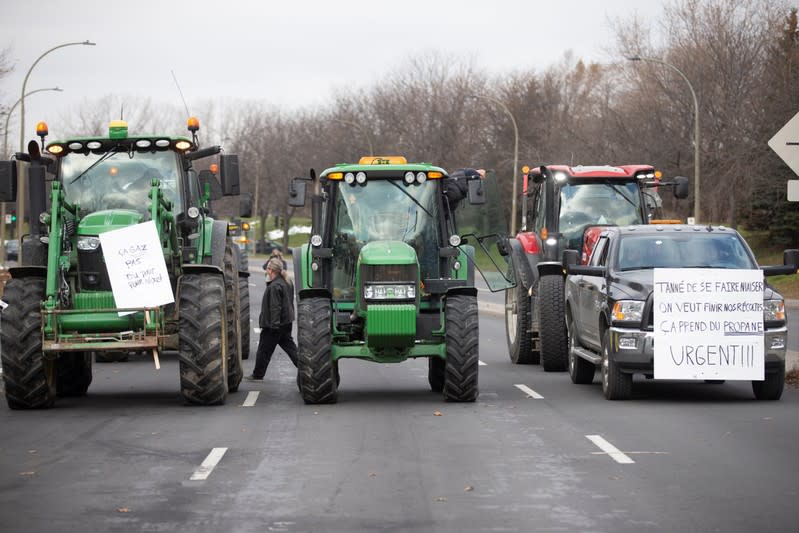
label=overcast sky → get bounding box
[1,0,664,145]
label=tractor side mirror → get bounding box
[288,178,306,207]
[467,179,486,205]
[672,176,689,199]
[199,170,223,201]
[562,249,580,268]
[0,161,17,202]
[785,249,799,271]
[240,193,253,218]
[219,154,240,196]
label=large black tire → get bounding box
[0,278,56,409]
[752,362,784,400]
[56,352,93,397]
[505,282,538,364]
[224,240,243,393]
[94,351,129,363]
[538,275,568,372]
[297,297,337,404]
[567,312,595,384]
[443,294,479,402]
[178,273,228,405]
[239,277,251,360]
[428,357,445,392]
[601,329,631,400]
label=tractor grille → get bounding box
[78,246,113,291]
[359,263,417,309]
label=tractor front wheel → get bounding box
[538,275,568,372]
[444,294,479,402]
[56,352,93,397]
[178,273,228,405]
[297,297,337,404]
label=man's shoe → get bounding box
[245,374,263,381]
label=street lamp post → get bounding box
[627,55,700,222]
[18,40,95,245]
[1,87,62,263]
[468,94,520,234]
[332,118,374,156]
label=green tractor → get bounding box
[288,157,515,404]
[0,118,250,408]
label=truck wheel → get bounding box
[567,313,594,384]
[95,351,129,363]
[505,283,538,364]
[444,294,479,402]
[0,278,56,409]
[601,330,631,400]
[297,297,337,404]
[538,275,568,372]
[178,273,228,405]
[56,352,93,397]
[238,277,251,360]
[752,363,784,400]
[428,357,445,392]
[224,241,243,393]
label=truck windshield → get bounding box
[60,150,182,215]
[559,181,642,248]
[617,234,755,271]
[330,180,441,299]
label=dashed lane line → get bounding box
[479,360,487,366]
[586,435,635,464]
[190,447,228,481]
[242,391,259,407]
[514,384,544,399]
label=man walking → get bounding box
[248,257,298,380]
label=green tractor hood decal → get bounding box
[77,209,144,235]
[358,240,417,266]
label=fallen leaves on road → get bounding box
[786,368,799,386]
[18,471,35,477]
[433,411,442,416]
[368,472,377,477]
[116,508,130,513]
[464,485,474,492]
[434,496,447,502]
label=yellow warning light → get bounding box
[36,122,49,136]
[187,117,200,132]
[541,227,549,240]
[654,170,662,179]
[357,156,407,165]
[522,165,530,174]
[242,222,250,231]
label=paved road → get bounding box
[1,277,798,532]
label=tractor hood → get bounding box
[358,240,417,266]
[77,209,145,235]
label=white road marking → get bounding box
[242,391,259,407]
[249,282,256,287]
[586,435,635,464]
[190,447,228,481]
[478,360,487,366]
[514,384,544,399]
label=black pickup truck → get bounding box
[563,224,797,400]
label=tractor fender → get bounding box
[209,220,229,269]
[537,261,564,278]
[8,266,47,279]
[231,243,249,277]
[298,288,332,301]
[508,238,536,290]
[446,286,478,298]
[182,264,224,276]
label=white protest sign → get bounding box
[99,220,174,316]
[653,268,764,380]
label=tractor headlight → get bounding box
[344,172,356,184]
[612,300,645,323]
[77,236,101,251]
[355,171,367,184]
[311,234,323,247]
[187,206,200,219]
[416,172,427,183]
[404,171,415,184]
[364,283,416,301]
[764,299,785,322]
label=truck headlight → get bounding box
[764,299,785,322]
[612,300,644,322]
[364,283,415,301]
[77,236,101,251]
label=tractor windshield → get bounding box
[558,181,643,249]
[60,150,182,215]
[330,180,442,299]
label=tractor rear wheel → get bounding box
[0,278,56,409]
[239,277,251,360]
[428,357,445,392]
[224,240,243,393]
[505,282,538,364]
[56,352,93,397]
[444,294,479,402]
[178,273,228,405]
[297,297,337,404]
[538,275,568,372]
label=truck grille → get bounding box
[78,246,112,291]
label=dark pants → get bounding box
[252,324,298,379]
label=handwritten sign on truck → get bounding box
[654,268,764,380]
[100,220,174,316]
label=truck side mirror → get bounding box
[199,169,223,201]
[219,154,240,197]
[0,161,17,202]
[239,193,253,218]
[467,179,486,205]
[288,178,306,207]
[672,176,689,199]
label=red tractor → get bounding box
[504,164,688,370]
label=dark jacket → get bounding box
[259,275,295,329]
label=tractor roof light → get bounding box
[449,234,461,247]
[86,141,102,150]
[355,171,367,184]
[36,121,49,138]
[404,171,415,184]
[345,172,356,184]
[68,142,83,151]
[155,139,170,148]
[310,234,323,247]
[553,172,568,182]
[47,145,64,155]
[135,139,152,149]
[109,120,128,140]
[175,140,192,151]
[416,172,427,183]
[187,117,200,132]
